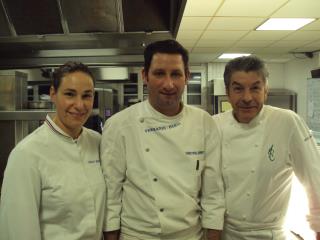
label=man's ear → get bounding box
[50,86,56,103]
[185,70,190,85]
[264,83,269,102]
[142,68,148,85]
[225,86,229,96]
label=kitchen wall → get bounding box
[202,55,320,121]
[284,53,319,121]
[207,61,285,89]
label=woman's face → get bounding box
[50,71,94,138]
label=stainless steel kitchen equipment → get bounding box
[209,88,297,115]
[0,0,186,69]
[95,88,119,122]
[0,71,27,110]
[0,71,28,189]
[307,78,320,145]
[266,89,297,112]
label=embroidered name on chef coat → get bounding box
[268,145,275,161]
[88,160,101,164]
[144,122,181,133]
[185,151,205,156]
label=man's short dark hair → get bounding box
[52,61,95,90]
[143,39,189,75]
[224,56,269,89]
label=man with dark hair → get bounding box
[213,55,320,239]
[101,39,224,240]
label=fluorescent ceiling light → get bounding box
[256,18,315,30]
[218,53,251,59]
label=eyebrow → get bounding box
[152,68,183,72]
[63,88,93,93]
[231,80,262,86]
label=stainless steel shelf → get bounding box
[0,110,55,120]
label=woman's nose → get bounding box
[74,97,85,109]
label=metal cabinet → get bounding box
[184,66,207,109]
[0,71,28,189]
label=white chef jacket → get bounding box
[213,105,320,239]
[101,100,224,239]
[0,115,106,240]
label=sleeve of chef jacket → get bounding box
[0,147,42,240]
[289,113,320,232]
[201,114,225,230]
[101,117,126,232]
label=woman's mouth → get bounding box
[68,112,87,117]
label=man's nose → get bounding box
[242,89,253,102]
[163,75,174,89]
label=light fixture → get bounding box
[256,18,315,31]
[218,53,251,59]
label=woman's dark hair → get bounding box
[52,61,95,90]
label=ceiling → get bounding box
[177,0,320,63]
[1,0,319,67]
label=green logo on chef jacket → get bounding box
[268,144,275,161]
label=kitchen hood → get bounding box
[0,0,186,69]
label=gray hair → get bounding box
[224,56,269,89]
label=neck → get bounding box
[53,116,82,139]
[149,101,183,117]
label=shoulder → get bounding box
[264,105,299,123]
[104,102,143,129]
[183,105,220,131]
[83,127,101,143]
[212,110,232,124]
[184,104,211,118]
[14,125,48,152]
[7,126,48,169]
[110,102,141,122]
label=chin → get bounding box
[242,115,256,123]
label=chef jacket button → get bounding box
[223,165,227,169]
[139,118,144,123]
[246,192,251,196]
[251,169,255,173]
[153,178,158,182]
[160,208,164,212]
[145,148,150,152]
[254,144,259,147]
[242,215,246,220]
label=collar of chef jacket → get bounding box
[139,100,185,124]
[45,114,83,143]
[230,104,266,129]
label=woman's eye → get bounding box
[83,94,93,99]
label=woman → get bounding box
[0,62,106,240]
